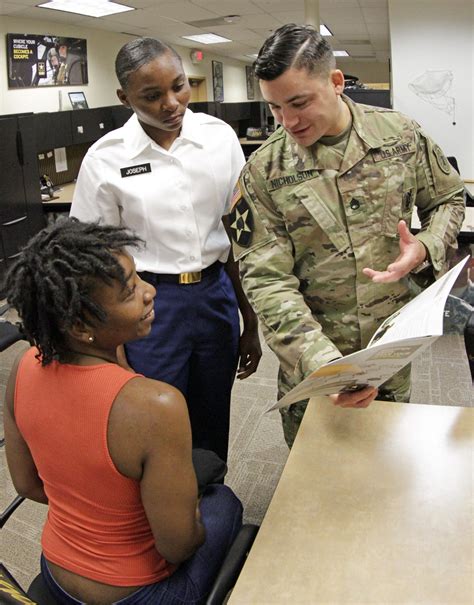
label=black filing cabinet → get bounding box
[0,115,46,285]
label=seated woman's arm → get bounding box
[108,378,206,564]
[4,352,48,504]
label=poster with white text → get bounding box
[7,33,88,88]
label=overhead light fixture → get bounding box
[333,50,350,57]
[320,24,333,36]
[37,0,134,17]
[182,33,232,44]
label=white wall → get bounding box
[389,0,473,179]
[0,15,258,115]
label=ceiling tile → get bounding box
[272,11,305,24]
[145,2,218,21]
[239,13,284,28]
[359,0,388,7]
[362,7,389,23]
[329,22,369,36]
[191,0,264,15]
[204,25,264,40]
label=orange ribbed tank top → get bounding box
[14,348,175,586]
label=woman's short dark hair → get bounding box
[4,218,141,365]
[254,23,336,81]
[115,37,182,89]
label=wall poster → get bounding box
[7,33,88,88]
[245,65,255,100]
[212,60,224,102]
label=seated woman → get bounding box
[3,218,243,605]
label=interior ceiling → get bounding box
[0,0,390,64]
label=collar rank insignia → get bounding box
[230,197,253,248]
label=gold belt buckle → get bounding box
[179,271,201,284]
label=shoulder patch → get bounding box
[432,144,451,175]
[229,198,254,248]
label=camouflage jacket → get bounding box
[230,95,465,387]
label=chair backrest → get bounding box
[446,155,460,174]
[0,563,36,604]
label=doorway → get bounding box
[188,76,207,102]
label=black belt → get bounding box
[140,261,222,285]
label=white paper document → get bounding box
[268,257,469,411]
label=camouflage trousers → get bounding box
[279,365,412,449]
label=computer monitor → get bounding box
[68,91,88,110]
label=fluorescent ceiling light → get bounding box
[320,24,333,36]
[182,33,232,44]
[333,50,349,57]
[37,0,134,18]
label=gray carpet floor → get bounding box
[1,331,472,592]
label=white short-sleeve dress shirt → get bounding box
[70,109,245,273]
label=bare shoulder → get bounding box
[108,375,191,477]
[116,376,186,417]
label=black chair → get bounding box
[0,495,258,605]
[447,156,474,207]
[0,318,24,350]
[0,317,26,447]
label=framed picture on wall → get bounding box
[212,60,224,102]
[7,33,88,88]
[68,91,88,110]
[245,65,255,100]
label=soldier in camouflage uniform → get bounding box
[229,24,465,447]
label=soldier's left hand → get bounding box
[362,220,427,283]
[330,386,378,408]
[237,327,262,379]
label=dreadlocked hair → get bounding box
[4,218,142,366]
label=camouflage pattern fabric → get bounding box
[230,95,465,447]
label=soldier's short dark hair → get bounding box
[115,37,182,89]
[254,23,336,81]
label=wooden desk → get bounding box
[229,398,473,604]
[238,138,267,146]
[42,182,75,212]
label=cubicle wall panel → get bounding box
[110,105,133,128]
[71,107,114,144]
[345,89,391,108]
[222,103,251,122]
[33,112,73,151]
[188,102,223,119]
[37,142,92,188]
[18,116,47,236]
